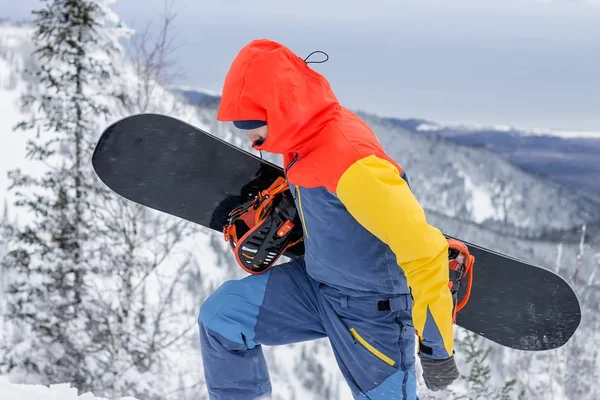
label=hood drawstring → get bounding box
[304,50,329,64]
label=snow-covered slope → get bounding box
[386,116,600,199]
[0,376,137,400]
[359,112,600,236]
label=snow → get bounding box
[0,23,36,215]
[520,127,600,139]
[415,121,600,139]
[172,84,222,97]
[0,376,138,400]
[456,169,504,224]
[415,123,441,132]
[491,124,512,132]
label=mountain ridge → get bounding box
[376,114,600,200]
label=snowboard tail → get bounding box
[92,113,581,351]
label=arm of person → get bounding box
[336,154,454,359]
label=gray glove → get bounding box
[419,355,460,391]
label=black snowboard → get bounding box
[92,113,581,352]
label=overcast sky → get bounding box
[5,0,600,131]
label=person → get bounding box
[198,38,460,400]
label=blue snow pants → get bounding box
[198,257,418,399]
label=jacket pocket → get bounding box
[350,328,396,367]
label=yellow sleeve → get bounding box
[336,154,454,358]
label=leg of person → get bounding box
[318,286,418,400]
[198,257,326,400]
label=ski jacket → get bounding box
[216,39,454,359]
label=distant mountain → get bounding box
[172,87,221,108]
[378,116,600,200]
[359,113,600,237]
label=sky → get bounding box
[5,0,600,131]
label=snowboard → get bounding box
[91,113,581,352]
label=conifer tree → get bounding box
[450,331,524,400]
[1,2,200,398]
[0,0,128,390]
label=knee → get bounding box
[198,280,238,330]
[197,273,271,348]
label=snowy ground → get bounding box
[0,376,138,400]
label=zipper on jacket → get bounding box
[397,318,409,400]
[284,153,299,176]
[295,185,309,238]
[284,153,308,237]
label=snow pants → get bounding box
[198,257,418,399]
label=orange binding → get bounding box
[223,177,304,275]
[447,239,475,324]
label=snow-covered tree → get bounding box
[450,330,524,400]
[0,1,199,398]
[0,0,129,389]
[89,4,205,398]
[0,201,10,334]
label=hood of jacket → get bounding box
[217,39,340,155]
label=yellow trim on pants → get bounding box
[350,328,396,367]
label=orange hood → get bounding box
[217,39,340,155]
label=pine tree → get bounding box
[0,201,10,334]
[86,4,202,398]
[451,330,524,400]
[1,2,202,398]
[0,0,128,390]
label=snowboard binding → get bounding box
[447,239,475,324]
[223,177,304,275]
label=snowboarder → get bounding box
[198,39,460,399]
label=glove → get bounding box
[419,354,460,391]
